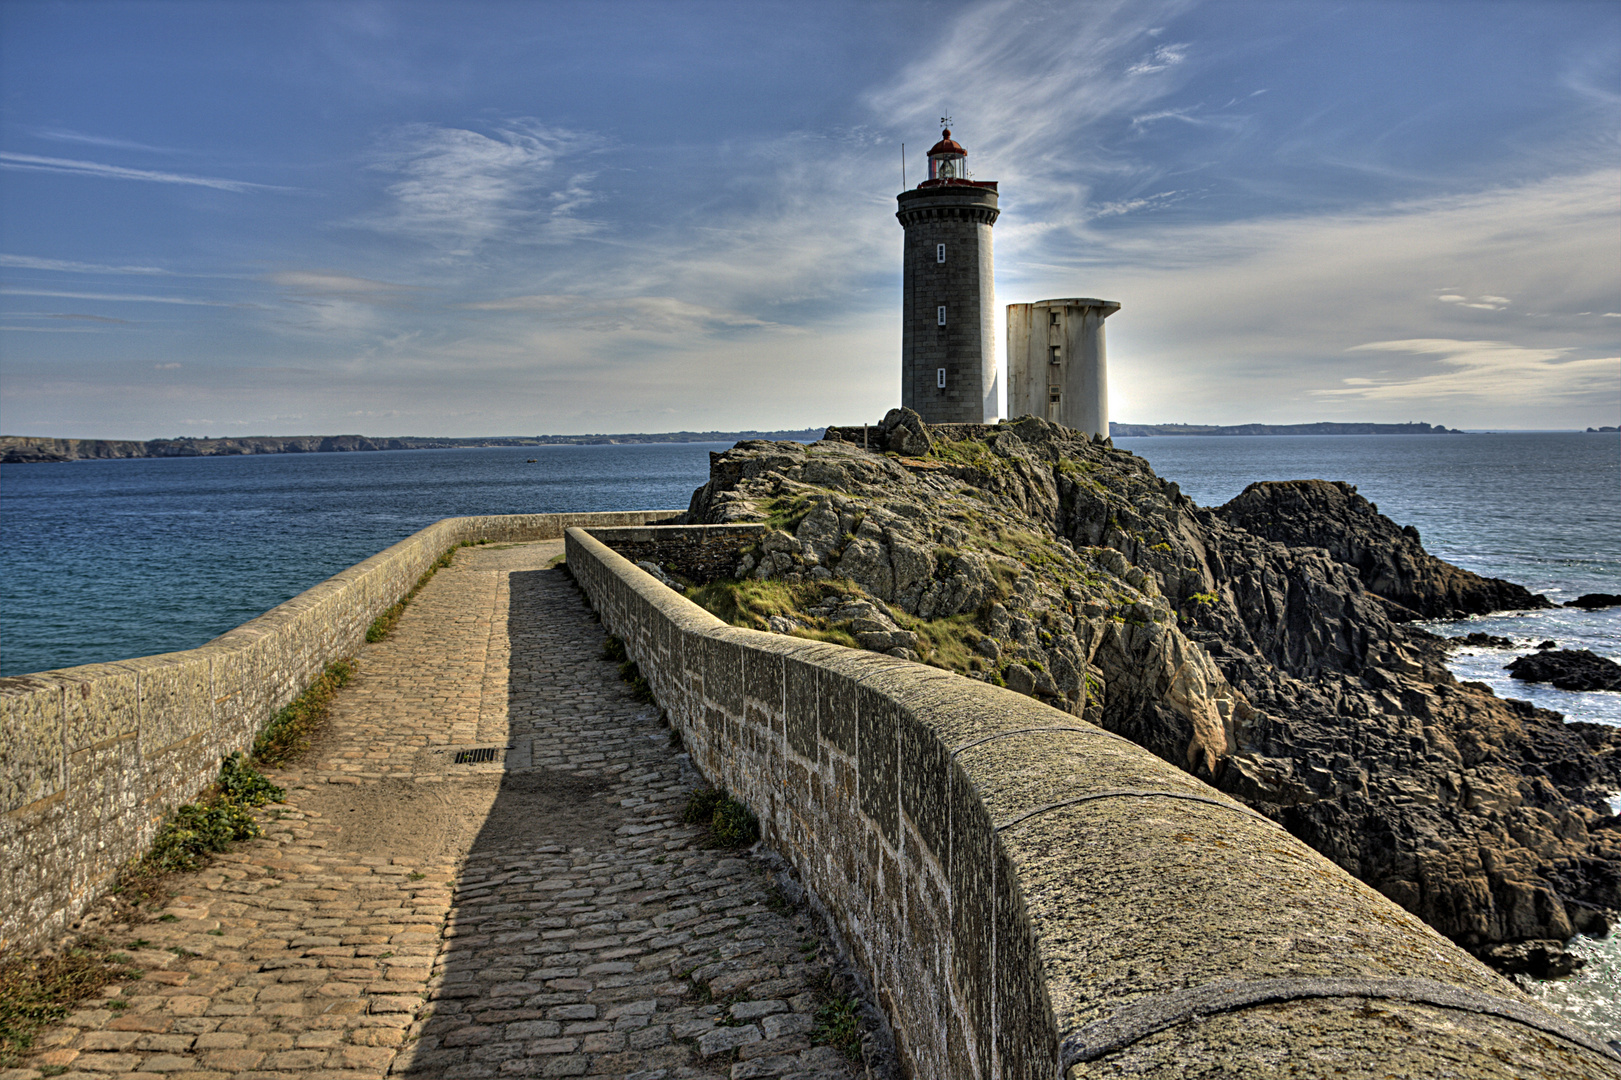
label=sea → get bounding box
[2,430,1618,1038]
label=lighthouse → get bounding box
[896,129,999,423]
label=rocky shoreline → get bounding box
[677,411,1621,976]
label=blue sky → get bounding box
[1,0,1616,437]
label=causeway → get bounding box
[12,540,859,1080]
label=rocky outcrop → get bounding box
[1508,649,1621,692]
[678,412,1621,970]
[1214,479,1551,619]
[1566,593,1621,610]
[1452,633,1514,648]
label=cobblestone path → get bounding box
[13,542,862,1080]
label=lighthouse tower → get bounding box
[896,129,1000,423]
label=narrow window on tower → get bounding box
[937,305,946,326]
[936,243,946,263]
[937,368,947,389]
[1049,346,1062,364]
[1049,311,1060,326]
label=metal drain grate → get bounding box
[453,747,502,764]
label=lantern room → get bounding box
[926,129,967,183]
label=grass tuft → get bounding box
[813,994,863,1062]
[251,660,354,766]
[0,937,141,1068]
[121,754,285,901]
[602,636,656,703]
[366,538,489,642]
[685,577,863,639]
[682,786,759,848]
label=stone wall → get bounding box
[586,524,763,584]
[0,510,680,953]
[565,526,1621,1079]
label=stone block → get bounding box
[199,640,267,752]
[949,764,995,1080]
[899,711,951,874]
[697,1023,761,1057]
[818,667,856,757]
[741,640,784,744]
[54,663,142,752]
[992,843,1057,1080]
[856,686,899,846]
[782,657,819,761]
[130,654,214,758]
[0,675,66,813]
[704,634,744,729]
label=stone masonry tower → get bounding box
[897,129,999,423]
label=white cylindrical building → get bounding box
[1006,298,1120,439]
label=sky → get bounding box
[0,0,1617,438]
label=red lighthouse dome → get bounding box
[925,129,967,183]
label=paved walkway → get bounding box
[13,542,862,1080]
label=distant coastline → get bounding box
[0,429,827,463]
[10,420,1610,463]
[1108,421,1464,437]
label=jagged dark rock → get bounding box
[1507,649,1621,692]
[1478,939,1585,978]
[676,415,1621,971]
[1214,479,1552,619]
[1566,593,1621,610]
[1451,633,1514,649]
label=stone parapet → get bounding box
[564,525,1621,1079]
[584,523,763,584]
[0,510,680,953]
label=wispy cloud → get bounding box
[0,324,107,333]
[461,293,785,333]
[1091,190,1183,219]
[268,271,417,299]
[263,272,419,334]
[0,254,172,276]
[1127,43,1189,76]
[0,152,288,193]
[1324,339,1618,402]
[51,312,134,324]
[0,287,237,307]
[1,311,136,325]
[867,0,1198,250]
[1437,292,1511,311]
[359,121,604,253]
[31,128,184,154]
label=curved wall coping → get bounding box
[0,510,679,952]
[564,525,1620,1079]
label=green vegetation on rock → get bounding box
[673,409,1621,970]
[367,538,488,642]
[0,937,141,1068]
[682,786,760,848]
[252,658,355,766]
[602,635,656,703]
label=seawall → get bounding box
[0,511,679,954]
[565,525,1620,1078]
